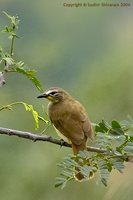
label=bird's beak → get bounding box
[37,93,48,98]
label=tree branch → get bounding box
[0,126,132,161]
[0,126,105,152]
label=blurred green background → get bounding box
[0,0,133,199]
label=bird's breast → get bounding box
[48,101,68,120]
[48,102,72,143]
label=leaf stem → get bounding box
[10,35,15,57]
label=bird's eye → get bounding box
[50,91,57,96]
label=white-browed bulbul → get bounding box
[37,87,93,180]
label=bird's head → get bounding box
[37,87,70,103]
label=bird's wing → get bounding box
[50,100,93,145]
[82,116,93,139]
[52,115,85,146]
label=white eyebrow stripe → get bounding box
[45,90,52,95]
[45,90,57,95]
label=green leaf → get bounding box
[0,102,48,129]
[110,120,124,135]
[95,132,112,149]
[120,115,133,130]
[58,155,77,169]
[3,56,14,65]
[110,158,124,173]
[55,177,67,189]
[29,106,39,129]
[101,176,108,187]
[123,142,133,154]
[2,26,12,33]
[98,159,110,186]
[95,120,110,133]
[21,102,46,129]
[1,12,42,93]
[127,115,133,123]
[80,165,94,178]
[60,170,73,178]
[125,130,133,137]
[112,120,121,129]
[15,66,43,91]
[77,150,89,159]
[3,11,20,30]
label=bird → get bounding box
[37,87,93,180]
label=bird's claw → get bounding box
[60,139,65,148]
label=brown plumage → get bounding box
[37,87,93,180]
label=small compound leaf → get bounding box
[21,102,41,129]
[3,11,20,30]
[55,177,67,189]
[110,120,124,135]
[98,159,110,187]
[112,120,121,129]
[121,116,133,128]
[123,142,133,154]
[0,102,47,129]
[95,120,109,133]
[80,165,94,179]
[15,67,43,91]
[110,158,124,173]
[3,56,14,65]
[60,170,73,178]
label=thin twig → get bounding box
[10,35,15,57]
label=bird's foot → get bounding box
[60,139,65,148]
